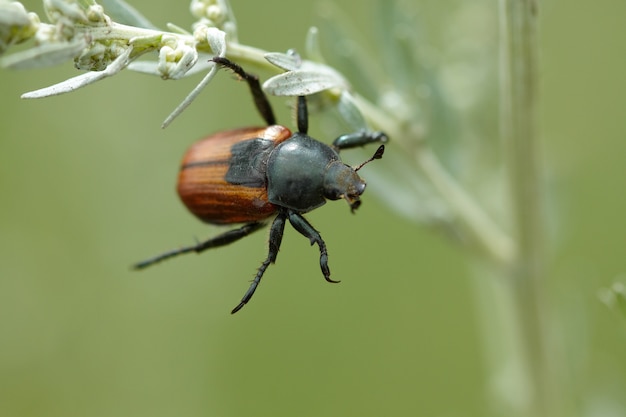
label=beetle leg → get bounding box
[331,130,388,152]
[231,211,287,314]
[297,95,308,134]
[287,211,339,284]
[212,57,277,126]
[133,222,266,270]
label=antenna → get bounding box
[354,145,385,172]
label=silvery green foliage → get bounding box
[0,0,229,118]
[0,0,368,131]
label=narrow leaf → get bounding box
[336,91,367,130]
[206,27,226,56]
[21,46,133,98]
[0,39,87,69]
[263,63,347,96]
[129,55,213,77]
[99,0,159,30]
[162,61,219,128]
[304,26,324,63]
[264,52,300,72]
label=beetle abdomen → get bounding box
[177,125,292,224]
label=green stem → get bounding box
[351,93,515,266]
[494,0,559,416]
[227,43,274,70]
[416,148,515,265]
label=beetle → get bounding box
[134,57,387,314]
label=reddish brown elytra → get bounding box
[177,125,292,224]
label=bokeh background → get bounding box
[1,0,625,416]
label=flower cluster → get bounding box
[0,1,39,53]
[0,0,229,102]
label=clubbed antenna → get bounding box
[354,145,385,172]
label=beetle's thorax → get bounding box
[266,132,340,212]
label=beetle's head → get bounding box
[323,162,366,212]
[323,145,385,213]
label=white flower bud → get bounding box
[158,40,198,80]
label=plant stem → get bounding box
[417,147,516,265]
[492,0,559,416]
[351,92,515,265]
[227,43,273,69]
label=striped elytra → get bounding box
[177,125,292,224]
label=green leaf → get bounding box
[129,54,213,77]
[336,91,367,130]
[304,26,324,63]
[206,27,226,57]
[0,39,87,69]
[21,46,133,98]
[599,280,626,320]
[263,62,347,96]
[265,52,300,72]
[375,0,421,92]
[315,1,383,102]
[99,0,158,30]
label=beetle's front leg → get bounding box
[296,95,308,134]
[212,57,276,126]
[231,212,287,314]
[287,211,339,284]
[332,130,388,152]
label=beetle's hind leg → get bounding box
[212,57,276,126]
[231,212,287,314]
[133,222,266,270]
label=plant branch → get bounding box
[352,93,515,266]
[497,0,559,416]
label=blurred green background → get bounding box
[1,0,625,416]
